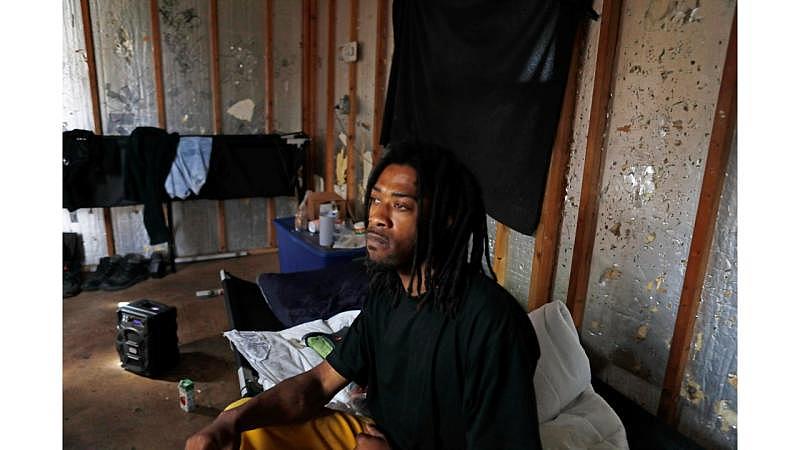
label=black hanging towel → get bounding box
[380,0,595,235]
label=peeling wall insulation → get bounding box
[159,0,220,257]
[353,0,378,220]
[577,0,736,414]
[218,0,269,252]
[159,0,212,135]
[62,209,108,267]
[552,0,602,304]
[677,132,737,449]
[504,228,535,309]
[91,0,159,256]
[314,1,331,181]
[486,215,497,269]
[482,216,531,309]
[219,0,266,134]
[273,0,303,133]
[331,0,351,202]
[63,0,94,132]
[62,0,109,266]
[90,0,158,135]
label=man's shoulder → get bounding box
[459,272,525,322]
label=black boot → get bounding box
[100,254,150,291]
[82,255,123,291]
[63,233,83,298]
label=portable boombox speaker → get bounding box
[116,299,179,376]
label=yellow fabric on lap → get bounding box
[224,397,366,450]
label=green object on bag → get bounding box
[305,335,335,358]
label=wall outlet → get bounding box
[340,41,358,63]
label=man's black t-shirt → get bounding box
[326,272,542,449]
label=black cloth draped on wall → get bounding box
[197,134,305,200]
[380,0,596,235]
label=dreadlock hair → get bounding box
[363,140,496,318]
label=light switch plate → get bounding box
[340,41,358,62]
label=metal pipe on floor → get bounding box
[173,251,248,264]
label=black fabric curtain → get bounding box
[380,0,595,235]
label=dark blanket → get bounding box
[257,261,368,328]
[380,0,595,235]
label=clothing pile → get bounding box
[63,128,307,245]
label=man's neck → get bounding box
[397,263,428,297]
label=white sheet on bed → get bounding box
[223,310,366,416]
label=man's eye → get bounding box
[370,197,380,205]
[394,202,409,210]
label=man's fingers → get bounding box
[363,423,385,438]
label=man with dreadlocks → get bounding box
[187,142,542,450]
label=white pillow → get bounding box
[529,301,592,423]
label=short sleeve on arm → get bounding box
[463,301,542,450]
[326,310,371,386]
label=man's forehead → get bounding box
[373,164,417,194]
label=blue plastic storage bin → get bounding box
[273,217,366,273]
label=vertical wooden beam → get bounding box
[345,0,359,215]
[565,0,623,330]
[528,22,587,312]
[209,0,223,135]
[301,0,318,191]
[324,0,337,192]
[265,0,275,133]
[265,0,277,246]
[493,222,510,286]
[309,0,318,178]
[658,12,737,426]
[80,0,116,257]
[372,0,388,165]
[302,0,310,135]
[149,0,167,129]
[209,0,227,252]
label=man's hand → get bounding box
[355,424,391,450]
[185,415,240,450]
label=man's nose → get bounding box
[369,202,391,229]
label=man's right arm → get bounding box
[185,360,349,450]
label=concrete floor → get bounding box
[63,253,279,450]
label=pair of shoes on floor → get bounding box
[83,254,150,292]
